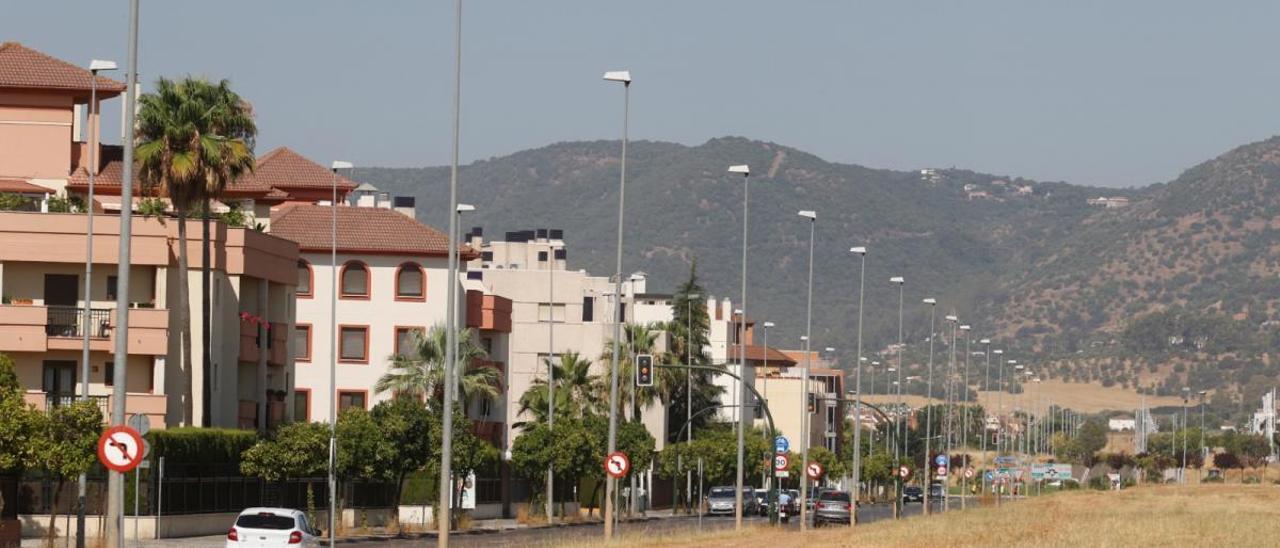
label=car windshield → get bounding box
[819,492,850,502]
[709,487,735,497]
[236,514,296,530]
[905,487,922,493]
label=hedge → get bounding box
[147,427,259,466]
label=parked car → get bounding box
[902,486,924,503]
[813,490,853,526]
[929,482,945,498]
[706,486,738,516]
[227,508,319,547]
[743,486,760,515]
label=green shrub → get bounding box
[148,427,259,465]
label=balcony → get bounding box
[0,304,166,354]
[238,317,289,365]
[44,306,111,338]
[471,420,504,447]
[23,391,167,428]
[465,290,512,333]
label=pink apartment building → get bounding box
[0,42,301,430]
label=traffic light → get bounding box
[807,392,816,413]
[636,354,654,387]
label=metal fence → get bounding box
[45,306,111,338]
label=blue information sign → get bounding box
[775,436,790,453]
[935,454,949,467]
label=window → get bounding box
[582,296,594,322]
[296,260,312,297]
[293,389,310,421]
[395,327,423,357]
[396,263,425,300]
[107,276,118,300]
[338,390,367,411]
[294,324,312,362]
[339,326,369,363]
[537,251,548,262]
[537,303,566,323]
[340,261,369,298]
[104,361,114,387]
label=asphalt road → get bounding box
[353,501,950,547]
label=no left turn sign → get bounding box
[97,425,145,473]
[898,465,910,478]
[806,461,824,480]
[604,451,631,479]
[964,467,975,479]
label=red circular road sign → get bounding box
[604,451,631,479]
[97,425,145,473]
[964,467,976,479]
[806,461,824,480]
[898,465,911,478]
[774,453,790,472]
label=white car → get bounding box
[226,508,320,547]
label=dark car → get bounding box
[902,486,924,503]
[813,491,853,526]
[929,482,945,498]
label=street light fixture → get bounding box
[921,297,937,514]
[328,160,352,548]
[890,276,905,519]
[79,56,117,548]
[602,68,631,541]
[958,324,971,510]
[848,245,867,526]
[729,164,751,530]
[798,209,817,531]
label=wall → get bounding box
[0,91,73,179]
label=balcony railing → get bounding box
[45,306,111,338]
[44,393,110,416]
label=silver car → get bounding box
[705,486,737,516]
[813,490,852,526]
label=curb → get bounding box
[332,514,667,542]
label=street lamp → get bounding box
[79,56,117,548]
[1198,390,1207,481]
[958,324,971,510]
[978,338,991,495]
[849,245,867,526]
[438,3,464,545]
[327,160,353,548]
[921,297,937,514]
[890,276,905,518]
[941,314,957,513]
[1181,387,1190,484]
[684,293,701,513]
[601,68,631,541]
[727,164,751,530]
[798,209,817,531]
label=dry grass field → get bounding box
[861,379,1184,414]
[579,484,1280,547]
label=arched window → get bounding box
[396,263,425,300]
[296,260,313,297]
[340,261,369,298]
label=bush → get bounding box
[1087,476,1109,491]
[148,427,259,466]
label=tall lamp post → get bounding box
[1181,387,1190,484]
[106,4,138,545]
[958,324,970,509]
[684,293,701,513]
[890,275,905,517]
[978,338,991,495]
[921,297,937,514]
[546,227,556,524]
[601,69,631,541]
[849,246,867,525]
[327,160,352,548]
[798,209,817,531]
[1198,390,1207,481]
[727,164,751,529]
[78,57,116,548]
[941,314,957,512]
[438,1,464,544]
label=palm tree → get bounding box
[374,324,498,409]
[135,77,256,426]
[517,351,603,425]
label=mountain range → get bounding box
[357,135,1280,418]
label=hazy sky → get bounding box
[9,0,1279,187]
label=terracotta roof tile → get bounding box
[0,179,54,194]
[68,145,271,196]
[0,42,125,93]
[270,204,453,256]
[238,147,357,192]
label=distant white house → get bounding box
[1087,196,1130,208]
[1109,418,1136,432]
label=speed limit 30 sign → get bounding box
[774,453,790,472]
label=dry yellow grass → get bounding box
[579,484,1280,547]
[862,380,1184,414]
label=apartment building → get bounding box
[270,199,507,430]
[0,43,301,430]
[706,299,796,426]
[757,350,845,454]
[463,227,667,451]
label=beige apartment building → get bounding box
[0,42,300,430]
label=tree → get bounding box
[664,263,725,441]
[135,77,256,426]
[1213,452,1243,481]
[374,325,497,408]
[806,446,847,480]
[370,398,432,520]
[511,418,598,517]
[516,351,602,425]
[0,354,37,519]
[240,421,329,481]
[601,323,668,421]
[426,406,498,517]
[335,408,394,483]
[30,400,102,544]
